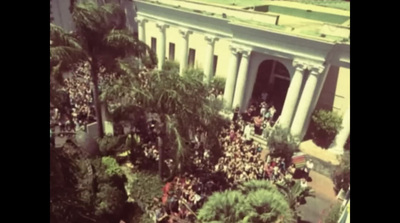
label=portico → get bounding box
[134,0,350,141]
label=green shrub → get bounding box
[162,60,180,72]
[267,127,300,167]
[142,54,157,69]
[102,156,124,177]
[198,180,296,223]
[183,67,205,80]
[98,135,132,156]
[130,171,164,210]
[211,76,226,93]
[323,202,343,223]
[89,157,128,222]
[310,109,343,148]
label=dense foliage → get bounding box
[129,171,164,210]
[211,76,226,93]
[50,143,98,223]
[267,127,300,167]
[50,1,156,138]
[162,60,180,73]
[310,109,343,148]
[332,151,350,193]
[50,139,128,223]
[197,180,296,223]
[101,65,226,179]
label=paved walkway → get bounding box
[259,139,339,222]
[299,140,341,165]
[297,164,338,222]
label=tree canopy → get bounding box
[50,0,156,138]
[101,64,227,179]
[197,180,296,223]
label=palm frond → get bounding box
[50,61,66,85]
[50,23,82,49]
[50,46,86,64]
[73,2,125,34]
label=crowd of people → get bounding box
[51,62,316,222]
[50,62,95,135]
[150,173,223,222]
[144,95,316,223]
[50,62,123,137]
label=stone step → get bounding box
[250,132,268,148]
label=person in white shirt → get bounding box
[260,101,268,116]
[269,105,276,121]
[266,154,271,165]
[304,159,314,178]
[300,178,308,188]
[243,124,254,142]
[262,120,272,138]
[217,91,223,101]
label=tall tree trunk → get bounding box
[157,136,163,180]
[91,57,104,138]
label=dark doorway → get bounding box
[272,77,290,117]
[251,60,290,119]
[252,60,273,100]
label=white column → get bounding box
[223,45,240,108]
[203,35,219,84]
[232,49,251,112]
[299,64,331,138]
[290,65,325,138]
[135,17,147,43]
[179,29,193,76]
[278,60,307,129]
[329,106,350,155]
[156,23,169,70]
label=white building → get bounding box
[50,0,350,151]
[50,0,138,33]
[136,0,350,148]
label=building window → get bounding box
[188,48,196,67]
[169,43,175,61]
[213,55,218,76]
[151,37,157,53]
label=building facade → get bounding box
[136,0,350,147]
[50,0,350,151]
[50,0,138,33]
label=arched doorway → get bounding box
[250,60,290,120]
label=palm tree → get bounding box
[197,180,296,223]
[51,1,156,138]
[197,190,247,222]
[50,23,86,123]
[101,67,226,179]
[275,180,315,211]
[245,189,296,223]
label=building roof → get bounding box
[138,0,350,43]
[195,0,350,13]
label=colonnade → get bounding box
[223,55,338,141]
[136,16,218,83]
[136,16,349,147]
